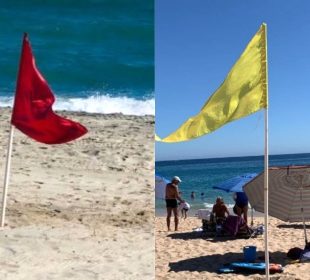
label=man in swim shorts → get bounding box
[165,176,184,231]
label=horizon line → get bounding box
[155,151,310,163]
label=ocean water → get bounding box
[155,153,310,214]
[0,0,154,115]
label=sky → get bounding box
[155,0,310,161]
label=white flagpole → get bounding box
[263,23,270,280]
[264,108,269,279]
[1,125,15,227]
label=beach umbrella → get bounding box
[213,173,257,193]
[155,174,169,199]
[213,173,257,225]
[244,165,310,245]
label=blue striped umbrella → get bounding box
[213,173,257,193]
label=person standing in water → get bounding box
[165,176,184,231]
[200,192,205,200]
[190,191,195,199]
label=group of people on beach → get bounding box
[165,176,249,231]
[211,193,248,224]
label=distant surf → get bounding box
[0,94,154,116]
[0,1,154,116]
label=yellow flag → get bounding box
[157,23,267,143]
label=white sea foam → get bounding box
[0,95,154,116]
[203,202,235,209]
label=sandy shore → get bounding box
[0,108,154,280]
[156,216,310,280]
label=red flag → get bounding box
[11,33,88,144]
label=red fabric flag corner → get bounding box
[11,34,88,144]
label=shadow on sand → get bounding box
[167,231,252,242]
[167,231,206,240]
[277,224,310,229]
[168,251,288,274]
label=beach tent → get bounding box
[213,173,257,225]
[244,165,310,245]
[155,174,169,199]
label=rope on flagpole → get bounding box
[1,125,15,227]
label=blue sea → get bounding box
[0,0,154,115]
[156,153,310,215]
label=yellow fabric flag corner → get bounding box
[157,23,268,143]
[155,134,162,142]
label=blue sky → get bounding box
[155,0,310,161]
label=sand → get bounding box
[0,108,154,280]
[156,216,310,280]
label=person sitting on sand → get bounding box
[211,197,229,224]
[179,201,190,219]
[233,192,249,224]
[165,176,184,231]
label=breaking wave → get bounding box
[0,94,154,116]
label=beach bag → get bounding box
[287,247,303,260]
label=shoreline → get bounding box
[0,105,155,119]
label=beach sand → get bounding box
[0,108,154,280]
[156,216,310,280]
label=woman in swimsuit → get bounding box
[233,192,249,224]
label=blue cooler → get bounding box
[243,246,257,262]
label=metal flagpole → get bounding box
[263,23,270,280]
[1,125,15,227]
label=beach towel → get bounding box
[218,262,283,274]
[223,215,245,236]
